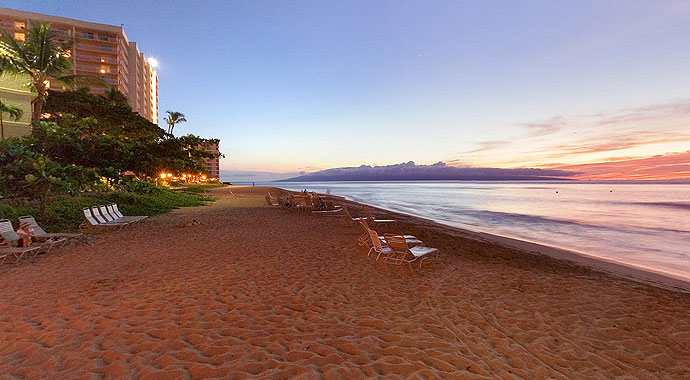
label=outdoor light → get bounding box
[147,57,158,68]
[100,69,106,74]
[160,173,166,179]
[167,173,173,178]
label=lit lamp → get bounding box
[160,173,166,179]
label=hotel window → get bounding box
[14,21,25,29]
[98,34,109,41]
[14,32,25,42]
[100,45,113,52]
[82,31,94,39]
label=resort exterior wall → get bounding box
[0,7,158,126]
[203,142,220,180]
[0,75,33,138]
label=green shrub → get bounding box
[0,188,210,232]
[123,179,162,195]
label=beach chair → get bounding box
[384,234,439,269]
[366,230,393,261]
[82,208,130,231]
[265,194,280,206]
[341,205,366,224]
[359,219,422,248]
[362,205,397,226]
[98,203,148,223]
[0,219,43,261]
[111,204,147,222]
[17,216,75,249]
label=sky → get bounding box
[9,0,690,181]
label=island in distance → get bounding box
[280,161,579,182]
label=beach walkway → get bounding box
[0,186,688,379]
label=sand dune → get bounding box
[0,186,688,379]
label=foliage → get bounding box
[0,187,210,232]
[0,137,98,216]
[0,23,102,124]
[123,179,163,195]
[0,98,23,140]
[42,90,221,179]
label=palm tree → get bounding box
[0,99,23,140]
[104,87,129,106]
[0,23,101,125]
[164,111,187,134]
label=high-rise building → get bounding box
[203,141,220,180]
[0,7,158,126]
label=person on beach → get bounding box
[16,222,35,247]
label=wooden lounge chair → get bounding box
[81,208,130,231]
[17,216,74,249]
[110,204,147,222]
[384,234,439,269]
[0,219,44,261]
[362,205,397,226]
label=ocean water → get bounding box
[269,181,690,282]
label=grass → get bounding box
[0,188,211,233]
[172,182,226,193]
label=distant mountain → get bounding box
[279,161,579,182]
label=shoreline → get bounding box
[272,185,690,294]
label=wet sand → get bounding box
[0,185,688,379]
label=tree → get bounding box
[41,90,221,179]
[0,137,97,217]
[164,111,187,134]
[0,23,101,125]
[0,99,23,140]
[104,88,129,106]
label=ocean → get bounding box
[266,181,690,282]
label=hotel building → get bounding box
[203,141,221,180]
[0,7,158,138]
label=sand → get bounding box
[0,185,688,379]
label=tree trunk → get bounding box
[0,113,4,140]
[31,96,45,127]
[38,191,48,218]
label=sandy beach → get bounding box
[1,185,689,379]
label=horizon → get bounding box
[9,0,690,182]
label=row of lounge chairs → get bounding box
[82,204,147,230]
[0,217,82,264]
[266,192,342,214]
[266,191,440,270]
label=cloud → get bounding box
[547,151,690,180]
[450,99,690,180]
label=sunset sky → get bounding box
[12,0,690,181]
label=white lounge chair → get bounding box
[17,216,73,249]
[362,205,397,226]
[366,230,393,261]
[82,208,130,231]
[0,219,44,262]
[384,234,439,269]
[358,219,422,248]
[109,204,147,222]
[265,194,280,206]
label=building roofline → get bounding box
[0,6,128,42]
